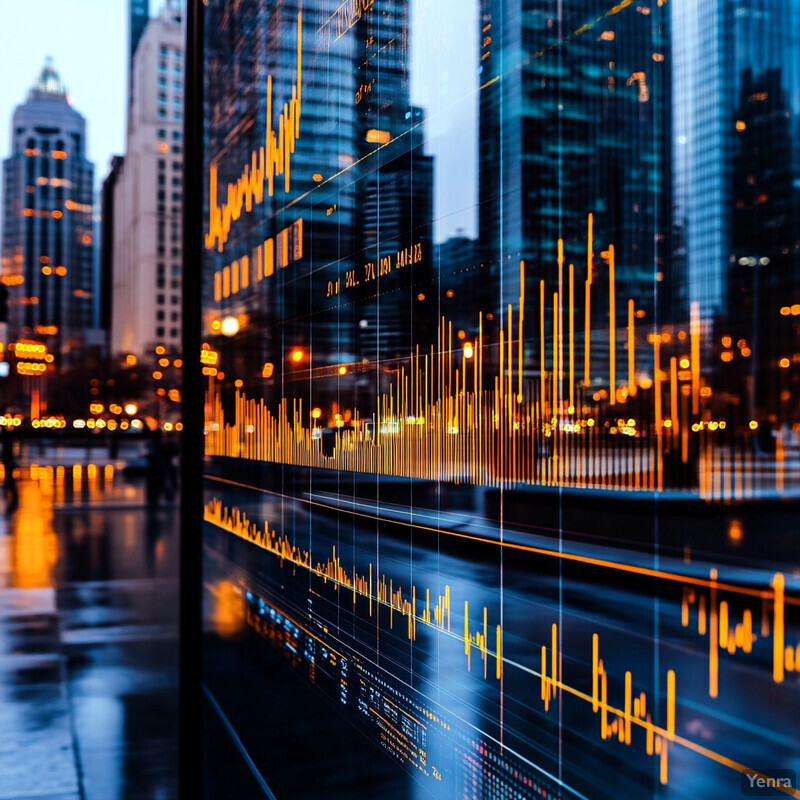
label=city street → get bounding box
[0,442,178,800]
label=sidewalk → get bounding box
[0,463,179,800]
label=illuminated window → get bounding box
[365,129,391,144]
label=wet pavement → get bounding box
[0,442,179,800]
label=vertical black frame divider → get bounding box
[180,0,204,797]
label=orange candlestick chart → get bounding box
[204,495,800,793]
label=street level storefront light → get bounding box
[220,316,240,337]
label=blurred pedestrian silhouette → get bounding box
[108,429,120,459]
[145,430,166,506]
[2,425,18,516]
[163,433,179,501]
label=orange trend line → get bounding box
[223,510,800,798]
[206,12,303,252]
[204,474,798,606]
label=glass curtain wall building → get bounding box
[193,1,800,798]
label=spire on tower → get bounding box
[33,57,68,97]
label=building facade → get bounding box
[672,0,800,419]
[111,1,184,358]
[477,0,672,395]
[1,60,95,362]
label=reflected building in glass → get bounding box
[196,3,800,799]
[672,0,800,422]
[203,0,360,407]
[204,0,434,413]
[350,1,435,368]
[477,0,672,397]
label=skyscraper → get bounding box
[111,1,184,357]
[202,0,435,415]
[1,60,95,361]
[477,0,671,393]
[672,0,800,419]
[129,0,151,98]
[351,1,436,366]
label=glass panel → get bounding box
[200,2,800,798]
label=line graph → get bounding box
[205,12,303,253]
[204,494,799,794]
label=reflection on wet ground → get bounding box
[0,442,178,800]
